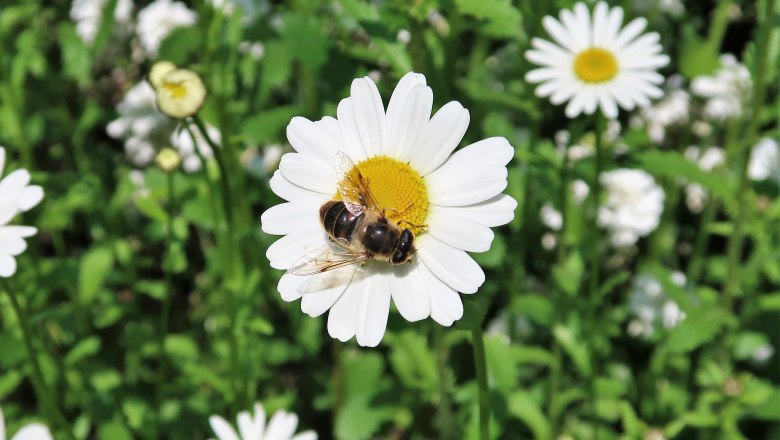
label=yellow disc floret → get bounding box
[341,156,428,235]
[574,48,618,83]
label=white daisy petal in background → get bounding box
[1,402,53,440]
[691,54,751,121]
[0,147,44,278]
[683,146,725,213]
[170,122,220,173]
[598,168,664,247]
[747,137,780,184]
[525,1,669,119]
[70,0,133,46]
[136,0,197,57]
[209,402,316,440]
[261,72,517,347]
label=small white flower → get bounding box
[261,72,517,347]
[170,123,220,173]
[691,54,751,121]
[683,146,725,213]
[136,0,197,57]
[747,138,780,183]
[541,232,557,250]
[571,179,590,204]
[397,29,411,44]
[0,406,52,440]
[0,148,44,278]
[150,64,207,119]
[209,402,316,440]
[107,81,173,167]
[628,272,686,337]
[238,41,265,60]
[525,1,669,119]
[70,0,133,45]
[262,145,284,174]
[751,344,774,364]
[540,203,563,230]
[639,76,690,143]
[598,168,664,247]
[209,0,258,23]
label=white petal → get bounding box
[426,165,508,206]
[299,268,353,317]
[385,72,428,156]
[592,2,609,47]
[428,210,495,252]
[292,431,318,440]
[613,17,647,49]
[266,228,324,270]
[601,5,624,47]
[417,234,485,294]
[350,77,386,157]
[336,98,369,161]
[260,201,323,235]
[279,153,336,194]
[430,194,517,227]
[0,407,5,440]
[287,117,341,160]
[429,280,464,327]
[10,424,53,440]
[390,261,431,322]
[0,254,17,277]
[0,231,28,256]
[209,416,240,440]
[388,84,433,163]
[438,137,514,169]
[542,16,577,52]
[410,102,470,176]
[355,271,391,347]
[253,403,267,439]
[16,186,43,212]
[278,273,306,302]
[0,169,31,198]
[598,89,619,119]
[269,171,329,202]
[327,279,363,342]
[237,411,257,440]
[265,411,298,440]
[526,67,565,83]
[0,147,5,178]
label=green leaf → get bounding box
[57,23,90,84]
[455,297,488,331]
[455,0,524,39]
[636,151,734,205]
[621,401,644,436]
[388,331,438,394]
[281,14,329,70]
[750,389,780,420]
[0,371,22,399]
[553,252,584,297]
[665,308,734,353]
[485,335,518,393]
[79,246,115,304]
[241,105,301,145]
[335,396,394,440]
[510,294,553,326]
[340,0,380,22]
[164,334,200,362]
[157,26,203,64]
[97,421,133,440]
[733,331,770,360]
[679,26,720,78]
[553,325,591,376]
[134,196,168,222]
[65,336,102,366]
[508,391,551,440]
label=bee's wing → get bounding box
[334,151,384,217]
[288,242,369,277]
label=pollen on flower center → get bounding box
[574,48,618,83]
[341,156,429,235]
[162,80,188,99]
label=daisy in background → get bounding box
[261,72,516,347]
[209,402,316,440]
[0,147,44,278]
[525,1,669,119]
[0,406,52,440]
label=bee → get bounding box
[289,151,418,276]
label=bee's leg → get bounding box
[397,219,428,230]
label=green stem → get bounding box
[1,280,75,440]
[472,325,490,440]
[434,325,454,440]
[706,0,735,50]
[588,113,604,304]
[722,0,775,307]
[157,171,176,398]
[188,116,234,227]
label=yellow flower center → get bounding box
[574,48,618,83]
[340,156,428,235]
[162,80,188,99]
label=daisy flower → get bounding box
[260,72,517,347]
[0,406,52,440]
[148,61,207,119]
[209,402,316,440]
[525,1,669,119]
[0,148,44,278]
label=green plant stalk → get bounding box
[185,117,244,407]
[433,325,454,440]
[722,0,775,307]
[706,0,735,50]
[157,170,176,401]
[2,280,75,440]
[548,143,570,429]
[588,113,604,305]
[472,325,490,440]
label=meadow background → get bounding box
[0,0,779,439]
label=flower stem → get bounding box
[471,325,490,440]
[157,170,176,403]
[433,325,454,440]
[722,0,775,309]
[588,113,604,305]
[1,280,75,440]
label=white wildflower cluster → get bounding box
[691,54,751,121]
[209,402,316,440]
[683,146,725,213]
[598,169,665,247]
[539,180,589,250]
[70,0,134,45]
[627,271,686,338]
[0,405,52,440]
[747,138,780,184]
[136,0,197,57]
[170,124,219,173]
[634,75,690,143]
